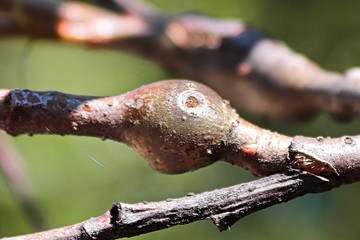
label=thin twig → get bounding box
[1,171,336,240]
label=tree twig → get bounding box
[1,171,336,240]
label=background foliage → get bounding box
[1,0,360,239]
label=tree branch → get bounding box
[2,171,336,240]
[0,80,292,176]
[1,80,360,184]
[1,0,360,120]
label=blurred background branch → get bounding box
[2,0,360,120]
[0,132,47,231]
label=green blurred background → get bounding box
[1,0,360,239]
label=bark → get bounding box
[1,0,360,120]
[2,171,335,240]
[1,80,360,185]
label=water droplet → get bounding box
[185,82,197,89]
[206,149,212,155]
[316,136,324,142]
[81,113,89,119]
[344,136,354,145]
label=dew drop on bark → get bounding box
[316,136,324,142]
[344,136,354,145]
[81,113,89,119]
[185,82,197,89]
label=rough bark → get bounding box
[2,171,336,240]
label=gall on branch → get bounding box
[1,80,360,239]
[1,80,359,183]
